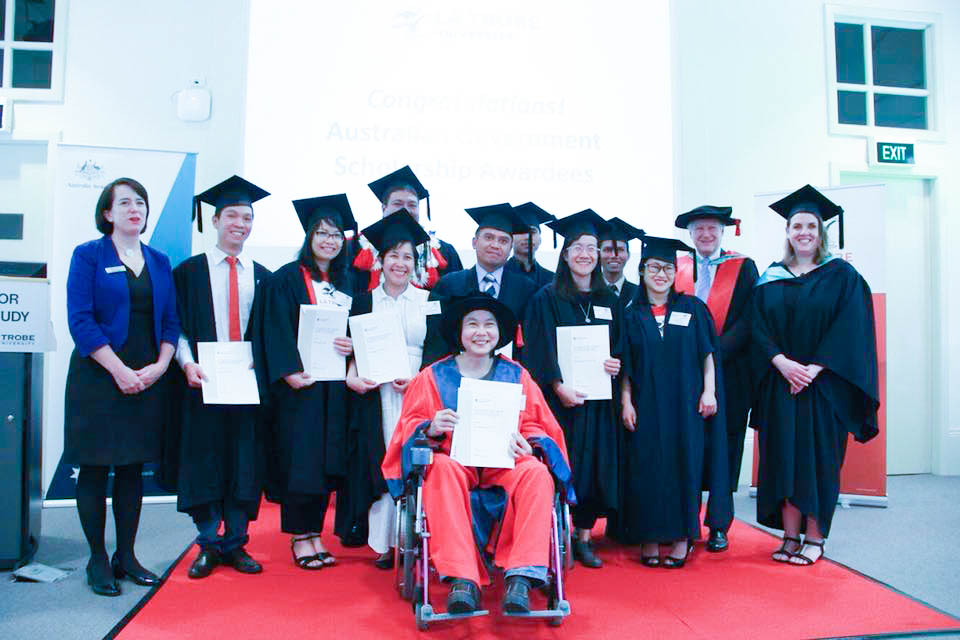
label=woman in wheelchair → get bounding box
[381,294,573,616]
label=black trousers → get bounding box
[280,493,331,535]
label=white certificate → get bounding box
[556,324,612,400]
[450,378,525,469]
[197,341,260,405]
[349,310,411,384]
[297,304,349,381]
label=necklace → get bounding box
[578,300,593,323]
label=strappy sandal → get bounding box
[772,535,802,563]
[789,538,824,566]
[662,540,691,569]
[291,535,323,570]
[316,550,336,566]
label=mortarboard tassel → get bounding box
[837,208,845,250]
[734,219,741,236]
[193,196,203,233]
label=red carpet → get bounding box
[115,503,960,639]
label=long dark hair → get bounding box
[95,178,150,235]
[553,232,606,300]
[632,257,679,306]
[298,216,351,291]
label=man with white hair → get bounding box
[674,206,758,553]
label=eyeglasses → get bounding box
[314,230,344,242]
[643,263,675,275]
[567,244,599,256]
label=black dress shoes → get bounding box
[502,576,531,614]
[573,539,603,568]
[87,560,121,597]
[446,579,480,614]
[706,529,729,553]
[111,554,161,586]
[188,549,221,579]
[222,547,263,574]
[374,551,394,570]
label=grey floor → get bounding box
[1,475,958,640]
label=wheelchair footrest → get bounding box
[419,606,490,623]
[503,600,571,619]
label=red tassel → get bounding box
[353,247,374,270]
[425,267,440,289]
[515,324,524,348]
[734,219,741,236]
[368,269,381,291]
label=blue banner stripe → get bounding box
[149,153,197,269]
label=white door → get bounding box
[840,174,933,475]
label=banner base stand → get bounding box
[747,487,888,509]
[43,496,177,509]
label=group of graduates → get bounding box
[63,165,879,616]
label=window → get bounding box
[826,7,939,135]
[0,0,66,100]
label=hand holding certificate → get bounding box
[297,304,349,381]
[450,378,525,469]
[349,310,411,384]
[197,341,260,405]
[556,324,612,400]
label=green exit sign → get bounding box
[877,142,914,164]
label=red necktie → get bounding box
[226,256,242,341]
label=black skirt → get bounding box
[63,266,168,466]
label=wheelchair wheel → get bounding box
[561,502,574,571]
[398,495,418,601]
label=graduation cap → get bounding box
[360,210,430,254]
[600,217,646,255]
[367,165,432,221]
[441,294,518,352]
[545,209,608,249]
[639,235,696,275]
[292,194,358,235]
[769,184,844,249]
[465,203,528,235]
[674,205,741,236]
[194,175,270,233]
[512,202,555,229]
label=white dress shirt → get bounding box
[605,274,628,296]
[176,246,256,368]
[476,264,505,298]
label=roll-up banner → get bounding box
[44,144,196,501]
[749,184,887,503]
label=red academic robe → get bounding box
[382,355,572,586]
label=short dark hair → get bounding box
[553,232,605,300]
[377,239,421,280]
[298,216,351,291]
[381,184,419,207]
[95,178,150,235]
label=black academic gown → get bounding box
[348,235,462,295]
[751,258,879,537]
[165,255,272,519]
[505,256,555,291]
[421,264,539,367]
[333,292,389,545]
[610,292,732,544]
[709,257,759,490]
[260,261,351,502]
[523,284,623,523]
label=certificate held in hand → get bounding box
[450,378,525,469]
[556,324,612,400]
[348,310,411,384]
[197,341,260,405]
[297,304,349,381]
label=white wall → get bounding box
[672,0,960,475]
[7,0,251,491]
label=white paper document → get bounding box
[556,324,612,400]
[349,310,411,384]
[450,378,525,469]
[197,341,260,405]
[297,304,349,381]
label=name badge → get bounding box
[593,306,613,321]
[668,311,691,327]
[332,291,353,308]
[422,300,442,316]
[105,266,126,274]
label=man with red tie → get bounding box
[673,206,758,552]
[169,176,273,578]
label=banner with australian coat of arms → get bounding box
[44,144,196,500]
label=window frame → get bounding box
[0,0,68,101]
[825,4,943,141]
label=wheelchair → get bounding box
[393,435,573,630]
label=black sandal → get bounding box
[316,551,336,566]
[772,535,802,563]
[662,541,691,569]
[789,538,824,566]
[291,535,323,570]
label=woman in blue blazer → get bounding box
[64,177,180,596]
